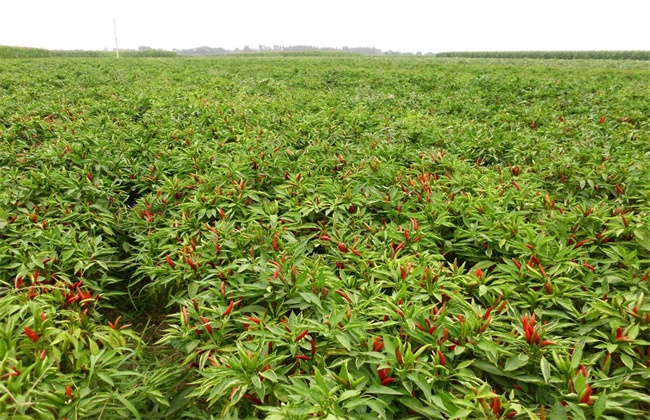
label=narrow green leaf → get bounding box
[593,390,606,419]
[540,356,551,383]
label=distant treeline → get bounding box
[436,50,650,60]
[0,46,176,58]
[3,45,650,60]
[174,45,388,56]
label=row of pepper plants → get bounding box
[0,56,649,419]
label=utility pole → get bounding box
[113,18,120,58]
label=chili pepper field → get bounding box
[1,56,649,419]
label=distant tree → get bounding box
[138,46,153,51]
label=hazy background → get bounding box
[2,0,649,53]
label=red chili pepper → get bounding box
[573,239,591,249]
[166,255,175,268]
[373,337,384,352]
[242,394,263,405]
[66,385,73,399]
[272,233,279,251]
[512,258,522,269]
[222,300,235,316]
[334,289,352,303]
[411,217,419,232]
[396,346,404,365]
[14,274,23,289]
[295,329,309,342]
[483,306,494,320]
[491,394,501,416]
[24,327,38,342]
[581,384,593,404]
[200,316,213,334]
[615,326,631,341]
[437,349,446,366]
[295,355,310,361]
[583,262,596,272]
[337,242,349,253]
[248,316,260,325]
[601,353,611,371]
[310,339,316,356]
[381,377,396,386]
[350,247,362,257]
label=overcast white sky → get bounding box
[1,0,649,53]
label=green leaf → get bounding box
[504,353,529,371]
[570,338,586,370]
[113,393,141,420]
[339,389,361,401]
[548,400,568,420]
[593,390,606,419]
[365,385,403,395]
[540,356,551,382]
[449,409,474,419]
[620,353,633,370]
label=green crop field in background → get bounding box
[0,56,649,419]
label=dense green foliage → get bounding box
[1,56,649,419]
[0,46,52,58]
[436,51,650,61]
[0,45,176,58]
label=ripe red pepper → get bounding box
[222,300,235,316]
[381,377,396,386]
[14,274,23,289]
[396,347,404,365]
[200,316,212,334]
[66,385,73,399]
[573,238,591,249]
[295,329,309,342]
[373,337,384,352]
[166,255,175,268]
[337,242,348,253]
[242,394,263,405]
[437,349,446,366]
[295,354,310,361]
[483,306,494,320]
[581,384,593,404]
[334,289,352,303]
[272,233,279,251]
[24,327,39,342]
